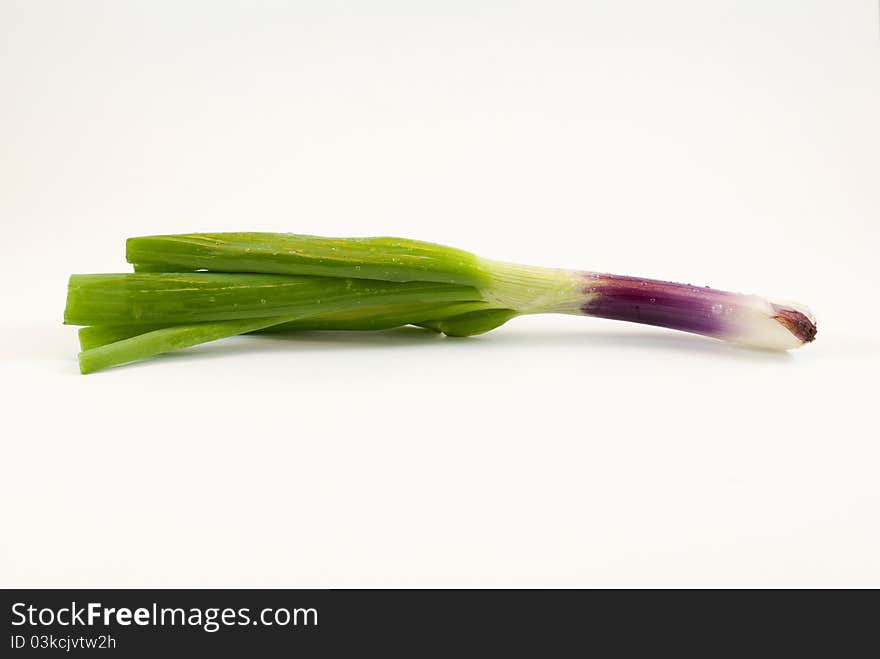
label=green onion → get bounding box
[66,232,817,373]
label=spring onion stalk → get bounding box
[64,273,483,326]
[78,323,171,351]
[76,316,301,375]
[76,301,499,351]
[66,233,816,373]
[126,233,482,285]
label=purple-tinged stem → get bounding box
[580,273,816,348]
[481,261,816,350]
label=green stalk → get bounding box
[77,315,298,374]
[126,233,483,286]
[64,273,483,326]
[77,301,502,351]
[258,301,499,333]
[78,324,170,351]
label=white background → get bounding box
[1,1,877,587]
